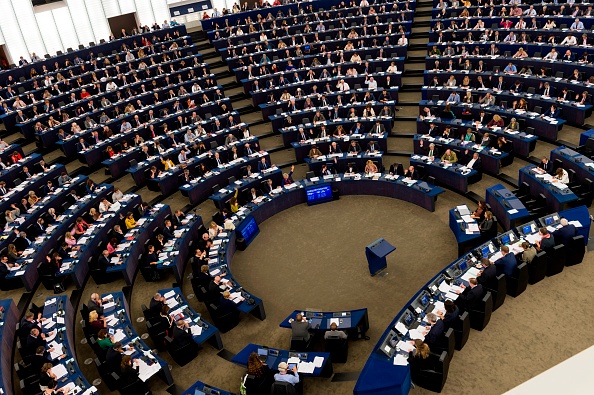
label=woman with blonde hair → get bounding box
[209,221,222,239]
[28,191,40,206]
[364,160,379,174]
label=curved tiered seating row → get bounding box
[102,111,242,178]
[6,178,108,291]
[17,296,97,395]
[82,292,173,392]
[35,71,217,153]
[180,142,271,205]
[212,2,413,47]
[142,135,260,197]
[150,211,203,283]
[57,193,142,289]
[354,205,590,394]
[100,203,172,285]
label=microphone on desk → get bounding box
[503,201,511,208]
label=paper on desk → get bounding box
[56,316,65,324]
[397,340,415,353]
[191,325,203,336]
[394,354,409,366]
[287,357,301,365]
[103,301,115,310]
[166,298,178,308]
[114,329,126,343]
[45,298,57,306]
[461,267,480,282]
[457,205,471,215]
[408,329,425,341]
[52,364,68,379]
[82,386,98,395]
[438,281,451,293]
[525,233,542,244]
[395,321,408,336]
[44,320,56,330]
[164,290,176,299]
[569,220,583,228]
[445,291,460,301]
[461,215,474,223]
[313,356,324,368]
[329,318,340,327]
[508,209,519,214]
[298,361,316,373]
[138,358,161,382]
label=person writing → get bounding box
[441,149,458,163]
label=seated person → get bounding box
[119,355,140,386]
[454,278,483,312]
[88,310,105,334]
[437,300,459,330]
[324,322,348,339]
[551,218,577,247]
[422,313,444,350]
[244,352,274,395]
[97,328,114,350]
[535,228,555,253]
[493,245,517,276]
[274,362,300,386]
[105,342,127,371]
[441,149,458,163]
[170,319,192,349]
[148,293,165,318]
[480,211,494,232]
[290,313,311,342]
[476,258,497,286]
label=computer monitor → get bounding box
[538,213,560,227]
[481,245,490,257]
[306,183,333,205]
[545,216,554,225]
[236,215,260,247]
[522,224,532,235]
[257,348,268,362]
[420,293,430,306]
[378,330,399,357]
[403,310,414,326]
[501,234,510,245]
[458,260,468,272]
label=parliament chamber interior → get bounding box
[0,0,593,394]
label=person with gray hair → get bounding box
[552,218,577,247]
[148,293,165,317]
[274,362,300,386]
[423,312,444,350]
[171,319,192,348]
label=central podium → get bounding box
[365,238,396,276]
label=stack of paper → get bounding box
[394,354,409,366]
[297,362,315,373]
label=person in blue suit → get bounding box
[552,218,577,247]
[541,104,560,118]
[494,246,517,276]
[424,312,445,350]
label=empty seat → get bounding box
[506,262,528,297]
[566,236,585,266]
[452,311,470,351]
[546,244,566,276]
[527,251,547,284]
[409,351,450,393]
[324,336,348,363]
[467,292,493,331]
[484,274,507,311]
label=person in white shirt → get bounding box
[554,168,569,184]
[515,19,526,29]
[106,81,118,91]
[125,51,135,61]
[467,152,480,169]
[387,62,398,73]
[30,53,41,62]
[191,83,202,93]
[544,49,558,60]
[98,198,112,213]
[397,34,408,46]
[178,149,189,163]
[365,76,378,90]
[184,130,196,143]
[336,79,350,91]
[504,32,517,43]
[360,0,369,6]
[523,6,536,16]
[571,18,584,30]
[112,188,124,202]
[561,34,577,46]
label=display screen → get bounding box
[459,260,468,271]
[421,293,429,306]
[481,246,490,257]
[306,184,333,205]
[237,215,260,247]
[501,234,510,245]
[545,216,554,225]
[404,312,413,326]
[522,225,532,235]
